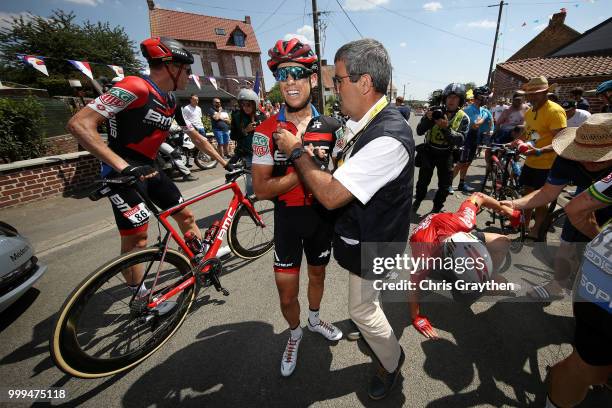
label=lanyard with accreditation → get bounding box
[336,97,388,168]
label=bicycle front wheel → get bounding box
[228,199,274,259]
[50,248,195,378]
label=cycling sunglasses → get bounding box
[274,66,313,82]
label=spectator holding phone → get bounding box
[230,88,266,195]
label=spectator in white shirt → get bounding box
[561,100,591,128]
[182,94,206,136]
[491,98,508,123]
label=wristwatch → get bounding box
[289,146,305,163]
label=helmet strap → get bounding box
[164,63,183,91]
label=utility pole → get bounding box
[389,67,393,102]
[486,1,507,88]
[312,0,324,112]
[403,84,406,99]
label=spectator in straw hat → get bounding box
[501,114,612,300]
[516,76,567,240]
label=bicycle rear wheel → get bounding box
[228,199,274,259]
[50,248,194,378]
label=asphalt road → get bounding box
[0,115,610,407]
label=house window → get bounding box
[211,62,220,77]
[234,56,253,77]
[233,31,245,47]
[215,28,225,35]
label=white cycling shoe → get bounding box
[308,319,343,341]
[280,335,302,377]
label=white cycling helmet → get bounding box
[443,232,493,284]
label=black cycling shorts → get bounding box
[458,129,478,163]
[573,301,612,366]
[518,165,550,190]
[107,168,183,236]
[273,204,333,274]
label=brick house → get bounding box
[492,15,612,112]
[147,0,265,99]
[506,10,580,61]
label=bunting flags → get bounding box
[68,60,94,80]
[190,74,201,90]
[208,77,218,90]
[18,54,49,76]
[108,65,125,80]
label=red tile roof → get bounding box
[497,56,612,81]
[149,8,261,54]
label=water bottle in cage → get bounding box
[184,231,208,259]
[511,161,522,178]
[204,221,221,245]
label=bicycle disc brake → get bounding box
[195,258,229,296]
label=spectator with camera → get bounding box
[413,83,469,213]
[230,88,266,196]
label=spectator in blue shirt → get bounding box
[395,96,410,121]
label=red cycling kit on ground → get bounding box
[252,105,342,273]
[409,199,483,279]
[88,75,189,235]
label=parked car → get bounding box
[0,221,47,313]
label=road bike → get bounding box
[50,168,274,378]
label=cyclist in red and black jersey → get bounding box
[409,193,520,338]
[67,37,229,293]
[252,38,343,377]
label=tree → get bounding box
[464,82,477,91]
[266,82,283,104]
[0,10,142,95]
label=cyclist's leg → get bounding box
[482,232,510,272]
[273,205,304,329]
[303,207,333,310]
[147,171,202,239]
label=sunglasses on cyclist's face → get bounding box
[274,66,312,82]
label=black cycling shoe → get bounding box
[368,347,405,400]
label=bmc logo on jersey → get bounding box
[100,87,137,108]
[144,109,173,128]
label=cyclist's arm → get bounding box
[469,192,514,218]
[66,107,130,172]
[502,182,563,210]
[251,164,299,200]
[564,189,607,239]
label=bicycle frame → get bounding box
[124,175,264,309]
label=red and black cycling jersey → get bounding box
[252,105,342,206]
[88,75,189,162]
[410,199,478,245]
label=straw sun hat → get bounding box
[552,113,612,162]
[521,76,557,94]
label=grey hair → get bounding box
[334,39,391,94]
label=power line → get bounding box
[258,15,304,35]
[255,0,289,31]
[335,0,364,38]
[363,0,515,53]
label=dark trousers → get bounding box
[415,146,453,209]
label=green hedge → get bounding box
[0,97,47,163]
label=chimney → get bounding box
[147,0,155,10]
[244,16,251,25]
[549,9,567,27]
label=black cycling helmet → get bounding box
[267,38,318,73]
[473,85,491,98]
[140,36,194,65]
[442,83,466,106]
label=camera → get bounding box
[429,105,446,121]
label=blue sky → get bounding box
[1,0,610,99]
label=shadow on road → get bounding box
[121,320,407,407]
